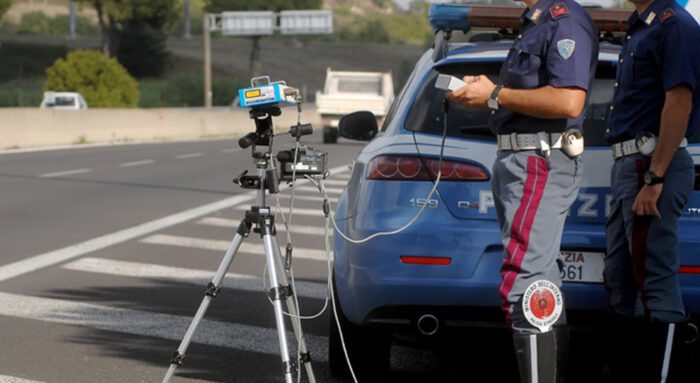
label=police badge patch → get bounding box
[557,39,576,60]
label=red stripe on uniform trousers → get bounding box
[499,156,550,321]
[631,159,652,308]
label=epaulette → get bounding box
[550,2,570,19]
[660,8,675,22]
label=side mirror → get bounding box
[339,111,379,141]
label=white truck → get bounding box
[315,69,395,143]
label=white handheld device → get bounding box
[435,74,467,91]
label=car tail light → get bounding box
[400,256,452,266]
[680,266,700,274]
[695,165,700,191]
[367,155,489,181]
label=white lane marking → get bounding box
[220,148,240,154]
[39,169,91,178]
[140,234,331,262]
[0,376,44,383]
[320,179,348,187]
[235,206,325,217]
[0,195,252,282]
[295,186,343,195]
[0,165,347,283]
[197,218,329,236]
[62,258,327,300]
[119,159,155,167]
[275,194,338,203]
[0,292,328,361]
[175,152,203,159]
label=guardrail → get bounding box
[0,107,320,149]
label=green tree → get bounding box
[44,50,140,107]
[80,0,179,60]
[204,0,322,76]
[0,0,12,20]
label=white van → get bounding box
[40,92,88,110]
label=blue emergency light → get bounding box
[429,3,472,32]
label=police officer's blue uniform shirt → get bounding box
[607,0,700,143]
[491,0,598,135]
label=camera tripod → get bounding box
[162,107,317,383]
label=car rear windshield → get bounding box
[333,76,382,94]
[404,61,618,146]
[47,96,77,107]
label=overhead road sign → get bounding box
[280,10,333,35]
[217,11,276,36]
[210,10,333,36]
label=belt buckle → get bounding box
[510,132,520,151]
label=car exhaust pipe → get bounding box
[417,314,440,336]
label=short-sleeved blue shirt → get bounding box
[607,0,700,143]
[491,0,598,135]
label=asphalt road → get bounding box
[0,131,608,383]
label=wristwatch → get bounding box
[643,170,665,186]
[488,85,504,111]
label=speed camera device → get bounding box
[239,76,301,109]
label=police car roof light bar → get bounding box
[429,3,632,61]
[431,4,630,33]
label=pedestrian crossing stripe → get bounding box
[62,257,328,300]
[0,292,328,361]
[197,218,329,236]
[140,234,333,262]
[0,376,44,383]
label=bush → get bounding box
[17,11,98,36]
[139,74,246,108]
[0,78,44,107]
[44,50,140,108]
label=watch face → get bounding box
[644,172,653,185]
[488,98,498,110]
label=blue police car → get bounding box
[328,3,700,377]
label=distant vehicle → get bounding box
[316,69,395,144]
[40,92,88,110]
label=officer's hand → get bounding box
[633,184,663,218]
[446,75,495,108]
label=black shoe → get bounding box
[640,320,698,383]
[513,326,568,383]
[596,314,644,383]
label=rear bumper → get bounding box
[334,219,700,328]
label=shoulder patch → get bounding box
[557,39,576,60]
[550,2,570,19]
[660,8,675,22]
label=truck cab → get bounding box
[316,69,395,143]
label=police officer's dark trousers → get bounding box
[493,150,582,383]
[601,148,695,382]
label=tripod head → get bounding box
[238,106,282,149]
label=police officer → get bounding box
[599,0,700,381]
[448,0,597,381]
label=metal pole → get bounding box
[183,0,191,40]
[204,14,212,108]
[69,0,77,40]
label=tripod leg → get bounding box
[271,239,318,383]
[162,222,251,383]
[262,227,296,383]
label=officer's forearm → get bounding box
[499,86,586,119]
[650,85,693,177]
